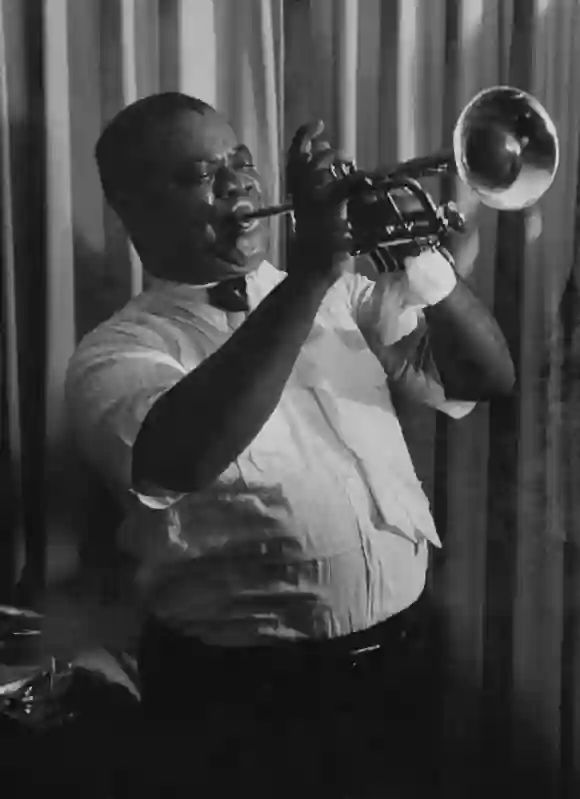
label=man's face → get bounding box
[128,109,268,283]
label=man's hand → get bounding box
[402,247,458,308]
[286,120,356,281]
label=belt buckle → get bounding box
[349,643,382,667]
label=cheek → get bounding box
[165,194,217,240]
[182,187,216,221]
[158,184,215,218]
[246,171,262,198]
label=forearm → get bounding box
[132,261,335,493]
[423,278,515,400]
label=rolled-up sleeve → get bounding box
[65,320,190,509]
[346,270,476,419]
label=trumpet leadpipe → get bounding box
[241,203,294,221]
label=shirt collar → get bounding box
[144,261,269,312]
[146,262,267,296]
[145,276,219,296]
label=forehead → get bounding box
[147,109,239,166]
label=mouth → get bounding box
[231,200,261,234]
[211,200,265,267]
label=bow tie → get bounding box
[206,277,249,313]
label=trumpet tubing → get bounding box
[244,86,559,224]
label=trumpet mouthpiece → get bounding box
[241,203,294,221]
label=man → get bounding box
[65,92,514,797]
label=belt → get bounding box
[269,608,418,663]
[141,596,430,671]
[139,601,434,723]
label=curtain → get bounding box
[1,0,580,794]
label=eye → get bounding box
[232,147,256,172]
[192,166,215,185]
[231,159,255,173]
[173,162,216,187]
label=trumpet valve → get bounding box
[440,202,466,232]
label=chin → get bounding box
[215,246,267,277]
[194,225,268,281]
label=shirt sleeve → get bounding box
[345,270,476,420]
[65,319,191,509]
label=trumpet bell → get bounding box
[453,86,559,210]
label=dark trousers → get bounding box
[129,592,442,799]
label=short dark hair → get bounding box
[95,92,214,206]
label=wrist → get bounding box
[288,239,345,285]
[403,249,458,307]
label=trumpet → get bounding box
[243,86,559,272]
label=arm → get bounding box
[134,120,352,495]
[422,278,515,400]
[132,266,335,494]
[351,249,515,410]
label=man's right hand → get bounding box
[286,120,355,282]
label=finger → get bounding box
[310,148,336,172]
[325,170,370,205]
[437,246,456,268]
[310,140,332,156]
[334,150,356,169]
[290,120,325,156]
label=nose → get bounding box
[215,165,251,199]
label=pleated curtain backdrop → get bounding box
[2,0,580,795]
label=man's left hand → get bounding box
[402,247,458,308]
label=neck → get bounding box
[130,234,263,286]
[138,249,214,286]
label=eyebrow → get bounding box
[191,144,251,165]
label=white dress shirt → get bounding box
[65,260,475,646]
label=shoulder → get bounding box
[75,291,181,351]
[67,298,181,377]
